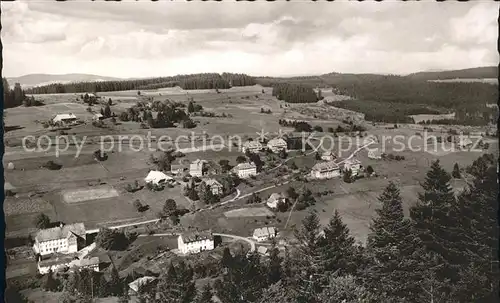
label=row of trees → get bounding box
[272,83,319,104]
[25,73,257,94]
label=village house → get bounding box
[368,149,383,159]
[344,158,362,176]
[204,178,223,196]
[267,138,288,153]
[37,255,99,275]
[266,193,287,209]
[190,159,206,177]
[321,151,337,161]
[144,170,172,186]
[177,230,215,254]
[252,226,277,242]
[92,113,104,122]
[170,164,187,175]
[128,276,158,295]
[234,162,257,179]
[52,113,77,126]
[33,223,86,256]
[242,140,263,154]
[310,161,341,180]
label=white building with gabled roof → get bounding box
[310,161,340,180]
[252,227,277,242]
[33,223,86,256]
[177,230,214,254]
[234,162,257,179]
[204,178,223,195]
[144,170,172,185]
[343,158,362,176]
[267,193,287,209]
[190,159,206,177]
[242,140,263,154]
[52,113,77,125]
[267,138,287,153]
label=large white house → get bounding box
[33,223,86,256]
[267,138,288,153]
[52,113,78,125]
[310,161,341,179]
[177,231,215,254]
[144,170,172,185]
[234,162,257,179]
[190,159,206,177]
[242,140,263,154]
[204,178,223,196]
[252,227,277,242]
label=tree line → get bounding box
[24,73,257,94]
[272,83,319,104]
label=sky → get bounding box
[2,1,498,78]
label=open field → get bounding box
[62,186,119,203]
[224,207,274,218]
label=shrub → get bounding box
[44,161,62,170]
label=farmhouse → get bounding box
[128,276,157,295]
[252,226,277,242]
[267,138,288,153]
[242,140,263,154]
[204,178,223,195]
[321,151,337,161]
[37,255,99,275]
[266,193,287,209]
[52,113,77,125]
[190,159,206,177]
[310,161,341,180]
[33,223,86,256]
[177,230,215,254]
[144,170,172,185]
[92,113,104,121]
[344,158,362,176]
[234,162,257,179]
[170,164,187,175]
[368,149,383,159]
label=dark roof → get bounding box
[179,230,213,243]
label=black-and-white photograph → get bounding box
[2,1,499,302]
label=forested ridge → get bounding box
[24,73,256,94]
[8,155,497,303]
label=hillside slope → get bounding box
[7,73,122,88]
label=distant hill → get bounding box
[6,73,122,88]
[406,66,497,81]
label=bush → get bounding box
[44,161,62,170]
[34,213,51,229]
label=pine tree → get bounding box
[292,210,325,301]
[267,239,282,284]
[156,261,196,303]
[448,161,499,301]
[452,163,461,178]
[410,160,458,295]
[319,210,356,276]
[42,269,59,291]
[104,104,112,118]
[196,283,214,303]
[365,182,421,301]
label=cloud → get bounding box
[1,1,498,78]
